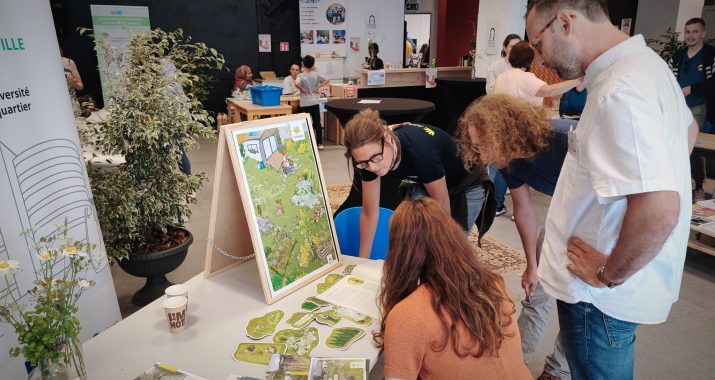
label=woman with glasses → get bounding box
[343,109,493,259]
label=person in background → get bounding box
[458,94,573,380]
[365,43,384,70]
[61,49,83,117]
[233,65,256,92]
[377,197,532,380]
[282,63,301,96]
[486,34,522,95]
[484,34,522,217]
[343,109,494,259]
[295,55,330,150]
[493,41,581,106]
[668,17,715,195]
[491,41,579,217]
[670,17,714,130]
[526,0,697,378]
[418,43,430,68]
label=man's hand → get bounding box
[521,267,539,299]
[566,237,607,288]
[683,86,692,96]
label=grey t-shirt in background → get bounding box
[297,71,325,107]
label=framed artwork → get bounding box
[214,114,342,303]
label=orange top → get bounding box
[383,284,532,380]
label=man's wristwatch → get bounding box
[596,264,624,288]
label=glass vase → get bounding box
[27,360,69,380]
[62,335,86,380]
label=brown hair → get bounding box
[374,197,514,357]
[343,108,395,160]
[457,94,551,168]
[527,0,609,23]
[501,34,522,57]
[508,41,535,69]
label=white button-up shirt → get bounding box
[538,35,693,324]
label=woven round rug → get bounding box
[326,183,526,275]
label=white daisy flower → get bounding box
[60,246,87,259]
[0,260,21,275]
[37,251,56,261]
[77,279,91,289]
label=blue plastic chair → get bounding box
[333,206,394,260]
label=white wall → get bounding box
[343,0,404,79]
[635,0,678,42]
[474,0,528,78]
[676,0,706,33]
[406,13,431,49]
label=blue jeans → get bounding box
[488,164,506,209]
[557,301,639,380]
[412,185,486,233]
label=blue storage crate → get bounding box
[250,85,282,106]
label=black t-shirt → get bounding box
[500,119,575,196]
[369,57,384,70]
[359,124,470,190]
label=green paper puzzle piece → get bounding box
[341,264,357,275]
[316,273,344,294]
[232,342,287,365]
[306,296,331,306]
[301,301,320,312]
[314,308,342,326]
[286,311,314,328]
[325,327,366,350]
[273,327,320,357]
[333,306,374,326]
[246,310,285,339]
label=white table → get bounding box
[84,256,381,379]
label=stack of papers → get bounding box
[691,199,715,234]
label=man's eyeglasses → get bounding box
[530,15,558,53]
[353,138,385,169]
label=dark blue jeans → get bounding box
[557,300,639,380]
[488,164,506,209]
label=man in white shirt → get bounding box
[526,1,698,379]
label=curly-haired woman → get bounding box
[376,197,531,380]
[457,94,577,380]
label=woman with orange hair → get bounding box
[376,197,531,380]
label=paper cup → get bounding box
[162,296,188,333]
[165,284,189,301]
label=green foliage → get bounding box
[81,28,225,263]
[647,28,686,63]
[0,223,95,367]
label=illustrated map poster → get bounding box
[229,115,340,301]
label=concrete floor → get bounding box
[111,137,715,379]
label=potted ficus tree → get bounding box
[81,28,226,306]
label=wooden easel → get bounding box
[204,114,342,304]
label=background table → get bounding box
[84,256,381,379]
[324,97,435,126]
[227,98,292,122]
[325,98,436,215]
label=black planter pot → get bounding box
[118,228,193,307]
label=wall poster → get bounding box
[89,4,150,102]
[206,114,342,304]
[299,1,348,57]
